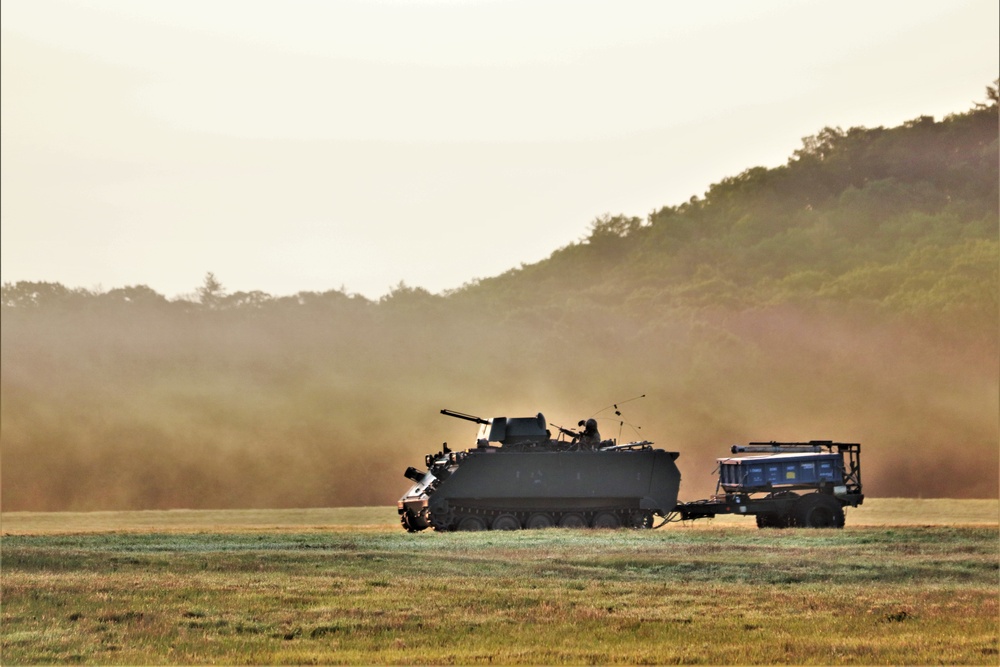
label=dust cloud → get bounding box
[1,299,996,511]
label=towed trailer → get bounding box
[398,408,864,531]
[675,441,863,528]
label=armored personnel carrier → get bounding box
[397,409,682,531]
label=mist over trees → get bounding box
[2,91,997,511]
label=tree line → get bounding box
[7,87,995,333]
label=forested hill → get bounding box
[2,92,997,512]
[3,94,997,324]
[454,96,997,331]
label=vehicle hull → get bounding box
[399,448,681,531]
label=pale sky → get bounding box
[2,0,997,300]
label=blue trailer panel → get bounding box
[718,452,844,492]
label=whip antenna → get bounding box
[592,393,645,419]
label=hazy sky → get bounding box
[2,0,997,300]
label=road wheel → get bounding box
[492,514,521,531]
[558,513,587,528]
[526,513,555,529]
[795,494,845,529]
[592,511,622,529]
[457,516,487,531]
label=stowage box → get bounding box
[718,452,844,491]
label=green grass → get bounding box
[2,524,998,664]
[0,506,399,535]
[2,498,997,535]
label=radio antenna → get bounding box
[591,393,646,419]
[590,394,646,443]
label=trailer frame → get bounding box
[674,441,863,528]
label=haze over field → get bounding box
[5,293,994,511]
[2,91,997,511]
[1,2,998,512]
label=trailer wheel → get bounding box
[755,513,786,529]
[795,494,845,528]
[761,491,799,528]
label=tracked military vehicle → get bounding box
[397,409,682,532]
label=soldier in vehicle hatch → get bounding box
[579,418,601,449]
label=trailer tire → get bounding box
[795,493,845,529]
[755,513,787,529]
[757,491,798,528]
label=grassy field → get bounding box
[1,501,998,665]
[3,498,997,535]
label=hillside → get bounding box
[2,91,997,511]
[458,100,997,328]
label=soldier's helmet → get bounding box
[585,418,598,432]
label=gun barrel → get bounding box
[550,423,579,437]
[440,409,490,425]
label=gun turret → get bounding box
[440,409,490,425]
